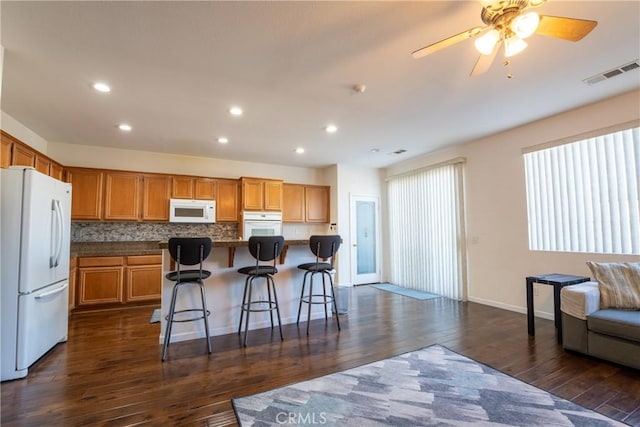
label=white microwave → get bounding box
[169,199,216,223]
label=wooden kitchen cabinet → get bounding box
[125,255,161,302]
[194,177,215,200]
[11,143,35,167]
[172,176,215,200]
[283,184,305,222]
[241,178,263,211]
[1,135,11,168]
[35,155,51,175]
[74,255,161,309]
[142,175,171,221]
[305,186,330,223]
[77,257,124,306]
[49,162,64,180]
[282,184,330,223]
[67,168,104,220]
[104,172,141,220]
[172,176,194,199]
[216,179,239,221]
[240,177,283,211]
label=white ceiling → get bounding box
[1,1,638,169]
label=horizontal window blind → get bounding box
[524,126,639,255]
[387,162,465,300]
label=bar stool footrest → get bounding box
[165,308,211,323]
[242,301,279,313]
[301,294,335,305]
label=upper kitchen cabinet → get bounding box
[104,172,141,220]
[66,168,104,220]
[240,177,283,211]
[1,131,65,180]
[49,162,64,181]
[215,179,239,222]
[282,184,305,222]
[194,178,215,200]
[11,142,36,167]
[171,176,194,199]
[171,176,216,200]
[1,136,12,168]
[34,155,52,175]
[142,175,171,221]
[305,186,330,223]
[282,184,331,223]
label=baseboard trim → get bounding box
[468,296,553,321]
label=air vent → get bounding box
[583,59,640,85]
[392,149,407,155]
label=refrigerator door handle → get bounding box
[55,200,64,267]
[34,282,68,299]
[54,199,64,268]
[50,200,57,268]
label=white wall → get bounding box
[1,112,48,154]
[384,89,640,319]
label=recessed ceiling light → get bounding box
[295,147,305,154]
[217,137,229,144]
[370,148,380,153]
[118,123,132,132]
[325,124,338,134]
[229,106,243,116]
[93,82,111,93]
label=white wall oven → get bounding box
[242,212,282,240]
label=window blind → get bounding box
[387,162,466,300]
[524,126,639,255]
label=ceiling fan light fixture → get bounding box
[475,29,500,55]
[511,12,540,39]
[504,36,528,57]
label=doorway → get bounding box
[350,195,381,285]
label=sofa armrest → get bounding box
[561,281,600,320]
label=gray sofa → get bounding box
[560,281,640,370]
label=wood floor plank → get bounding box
[1,285,638,426]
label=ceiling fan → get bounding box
[412,0,597,77]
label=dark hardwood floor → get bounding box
[2,285,639,426]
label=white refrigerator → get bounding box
[1,166,72,381]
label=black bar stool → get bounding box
[162,237,212,361]
[237,236,285,347]
[296,235,342,335]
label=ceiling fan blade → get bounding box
[412,26,485,58]
[536,15,597,42]
[470,41,501,77]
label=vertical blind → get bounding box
[524,126,639,255]
[387,162,466,300]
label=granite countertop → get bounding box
[71,239,311,257]
[157,239,309,249]
[71,241,162,257]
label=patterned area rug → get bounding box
[232,345,624,426]
[371,283,441,300]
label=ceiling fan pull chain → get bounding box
[504,58,514,79]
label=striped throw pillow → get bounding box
[586,262,640,310]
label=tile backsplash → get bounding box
[71,222,238,242]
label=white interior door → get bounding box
[350,195,381,285]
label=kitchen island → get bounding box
[158,239,332,344]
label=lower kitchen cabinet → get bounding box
[75,254,161,309]
[125,255,162,302]
[78,257,124,306]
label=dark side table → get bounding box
[526,274,590,343]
